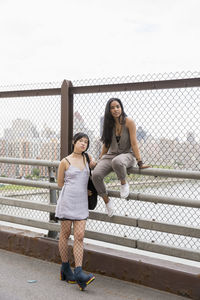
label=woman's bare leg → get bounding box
[73,220,86,267]
[59,220,72,262]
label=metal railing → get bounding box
[0,157,200,262]
[0,72,200,262]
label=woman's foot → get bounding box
[60,262,76,284]
[74,266,95,291]
[106,199,114,217]
[120,183,129,198]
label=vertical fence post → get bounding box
[47,80,73,238]
[60,80,74,159]
[48,166,57,238]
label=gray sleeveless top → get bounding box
[55,160,89,220]
[107,123,133,155]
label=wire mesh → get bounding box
[0,72,200,254]
[0,82,61,225]
[73,71,200,251]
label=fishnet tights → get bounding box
[59,220,86,267]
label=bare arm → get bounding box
[91,144,108,169]
[126,118,150,169]
[57,159,69,187]
[99,144,108,159]
[126,117,141,161]
[88,154,96,169]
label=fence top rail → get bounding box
[0,78,199,98]
[70,78,200,94]
[0,88,61,98]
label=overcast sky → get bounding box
[0,0,199,85]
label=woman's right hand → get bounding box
[137,161,150,169]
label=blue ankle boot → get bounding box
[74,266,95,291]
[60,262,76,284]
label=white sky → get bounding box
[0,0,199,84]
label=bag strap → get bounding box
[84,152,92,176]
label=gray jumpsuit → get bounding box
[92,123,136,197]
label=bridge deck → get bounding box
[0,249,188,300]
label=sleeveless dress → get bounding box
[55,161,89,220]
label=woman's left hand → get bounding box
[89,161,97,169]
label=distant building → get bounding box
[137,126,147,142]
[186,132,195,143]
[100,116,104,137]
[4,118,39,141]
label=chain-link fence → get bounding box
[0,82,61,229]
[0,71,200,254]
[72,71,200,251]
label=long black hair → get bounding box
[71,132,90,153]
[101,98,127,148]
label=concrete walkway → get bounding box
[0,249,188,300]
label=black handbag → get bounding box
[84,153,98,210]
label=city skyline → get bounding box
[1,113,199,144]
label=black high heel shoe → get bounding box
[60,262,76,284]
[74,266,95,291]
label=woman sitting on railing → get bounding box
[55,132,96,291]
[92,98,150,217]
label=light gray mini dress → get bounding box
[55,160,89,221]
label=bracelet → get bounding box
[137,160,143,167]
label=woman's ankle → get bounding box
[102,194,109,204]
[120,179,126,185]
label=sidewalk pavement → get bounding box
[0,249,188,300]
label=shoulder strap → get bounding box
[84,152,90,164]
[84,153,91,176]
[64,157,71,164]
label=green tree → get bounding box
[32,168,40,177]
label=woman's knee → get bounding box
[111,157,123,169]
[60,230,70,240]
[74,232,84,242]
[92,168,104,182]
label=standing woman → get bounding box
[92,98,149,217]
[55,132,95,291]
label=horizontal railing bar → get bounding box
[70,78,200,94]
[1,197,200,238]
[138,219,200,238]
[0,197,56,213]
[0,213,137,248]
[0,88,61,98]
[137,240,200,262]
[0,176,199,208]
[0,157,59,167]
[108,190,200,208]
[84,230,137,248]
[1,213,199,261]
[1,157,200,180]
[89,211,137,226]
[127,167,200,180]
[0,214,60,231]
[0,177,58,189]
